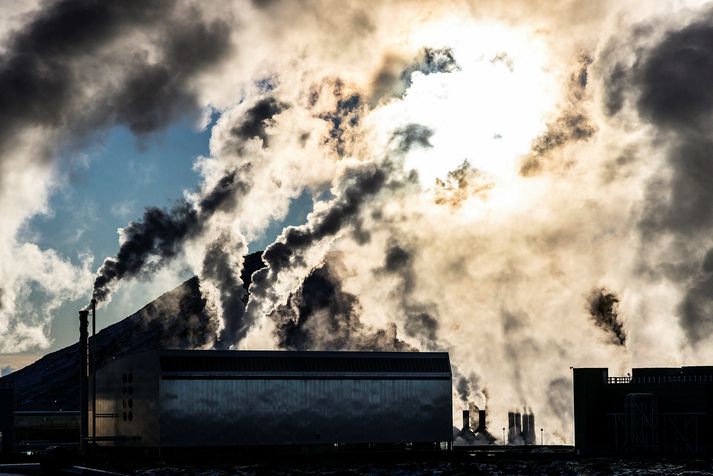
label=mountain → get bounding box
[0,251,264,411]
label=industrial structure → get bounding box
[456,408,496,444]
[508,410,536,445]
[574,367,713,455]
[91,349,453,452]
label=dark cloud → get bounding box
[201,234,249,349]
[588,288,626,346]
[520,55,596,176]
[390,123,434,153]
[272,263,413,351]
[230,97,290,149]
[0,0,232,167]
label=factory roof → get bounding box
[157,350,451,375]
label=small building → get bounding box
[573,367,713,456]
[93,350,453,452]
[13,411,79,453]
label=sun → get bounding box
[367,19,561,214]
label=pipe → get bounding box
[79,309,89,457]
[91,299,97,450]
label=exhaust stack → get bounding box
[79,309,89,456]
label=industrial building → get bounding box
[92,350,453,452]
[574,367,713,455]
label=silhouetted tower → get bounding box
[79,309,88,456]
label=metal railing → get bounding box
[608,375,713,384]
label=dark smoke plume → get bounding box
[258,165,387,278]
[92,171,244,303]
[92,94,289,304]
[244,163,389,334]
[230,97,290,150]
[588,288,626,346]
[604,11,713,342]
[272,263,413,351]
[380,240,440,349]
[201,234,249,349]
[678,249,713,343]
[0,0,232,172]
[452,365,482,404]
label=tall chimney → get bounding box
[462,409,470,431]
[477,409,486,432]
[515,412,522,439]
[91,299,97,450]
[526,413,536,445]
[508,411,516,444]
[79,309,89,456]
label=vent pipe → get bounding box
[79,309,88,456]
[91,298,96,450]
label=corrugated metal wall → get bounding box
[159,377,452,446]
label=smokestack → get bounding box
[462,409,470,431]
[522,410,530,443]
[526,413,536,445]
[477,409,486,432]
[508,411,516,444]
[515,412,522,438]
[79,309,88,456]
[91,299,96,451]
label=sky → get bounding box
[3,0,713,442]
